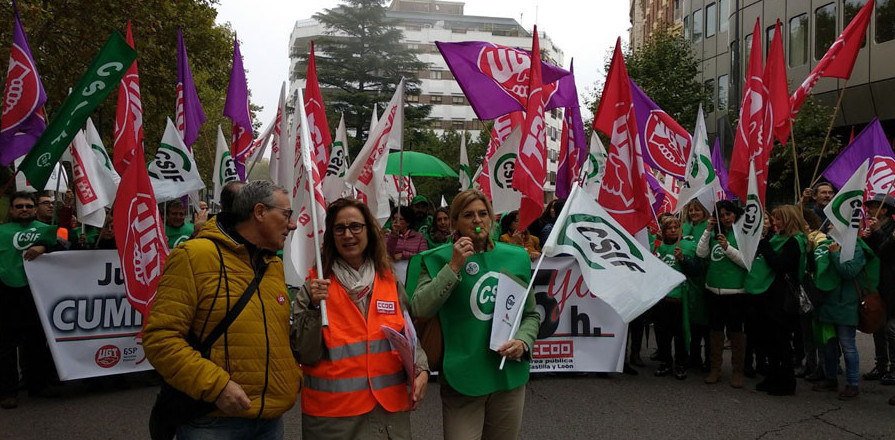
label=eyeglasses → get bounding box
[13,204,35,210]
[265,205,294,219]
[38,200,53,206]
[333,222,366,236]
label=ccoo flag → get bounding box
[70,130,113,228]
[0,3,47,166]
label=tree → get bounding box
[411,129,486,204]
[0,0,238,190]
[295,0,431,159]
[624,26,710,131]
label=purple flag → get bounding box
[554,61,585,199]
[176,28,206,149]
[646,171,666,215]
[0,3,47,166]
[630,80,692,179]
[436,41,570,120]
[711,138,733,200]
[224,36,253,180]
[822,118,894,189]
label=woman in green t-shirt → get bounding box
[696,200,748,388]
[681,200,711,371]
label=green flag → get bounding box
[18,31,137,190]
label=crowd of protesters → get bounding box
[3,182,895,439]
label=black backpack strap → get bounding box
[194,255,270,355]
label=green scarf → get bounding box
[744,233,807,294]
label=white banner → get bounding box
[24,250,154,380]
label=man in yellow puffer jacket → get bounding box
[144,181,302,439]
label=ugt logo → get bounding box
[477,44,530,105]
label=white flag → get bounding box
[440,195,448,208]
[148,118,206,203]
[70,130,114,228]
[386,175,416,206]
[825,160,869,263]
[489,271,528,351]
[284,87,326,286]
[15,156,67,193]
[581,132,608,198]
[85,118,121,199]
[212,125,239,205]
[268,83,287,186]
[542,184,685,322]
[322,113,351,202]
[489,126,523,215]
[732,160,764,271]
[459,131,472,190]
[678,106,720,212]
[345,79,405,223]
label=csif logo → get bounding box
[469,272,500,321]
[12,228,43,251]
[557,214,646,272]
[493,153,516,189]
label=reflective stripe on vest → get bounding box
[301,269,409,417]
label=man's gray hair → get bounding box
[231,181,289,223]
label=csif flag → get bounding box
[86,118,120,199]
[732,160,764,271]
[345,79,405,223]
[0,3,47,166]
[478,111,523,198]
[678,105,722,212]
[212,125,239,205]
[147,118,205,203]
[223,36,253,180]
[19,32,136,190]
[824,160,869,263]
[594,38,651,235]
[580,132,608,198]
[512,25,547,231]
[175,28,206,148]
[490,126,524,215]
[542,184,686,322]
[322,113,351,202]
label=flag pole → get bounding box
[873,179,895,220]
[808,79,849,188]
[499,251,546,371]
[787,120,802,204]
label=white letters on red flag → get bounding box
[112,22,143,175]
[304,41,332,176]
[512,25,547,231]
[345,79,405,223]
[789,0,873,125]
[593,38,651,235]
[479,112,523,198]
[729,18,773,204]
[113,143,168,322]
[70,130,113,228]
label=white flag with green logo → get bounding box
[322,113,351,202]
[732,160,764,271]
[148,118,205,203]
[489,126,523,215]
[542,184,685,322]
[824,159,869,263]
[678,106,720,212]
[85,117,121,198]
[459,131,472,190]
[212,125,240,205]
[581,132,608,198]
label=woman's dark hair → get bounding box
[715,200,744,220]
[321,198,391,278]
[391,206,415,225]
[500,210,519,236]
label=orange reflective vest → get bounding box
[301,269,409,417]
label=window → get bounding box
[705,79,715,113]
[683,16,690,40]
[452,95,464,105]
[431,70,443,80]
[719,0,729,33]
[845,0,869,47]
[674,0,681,21]
[789,14,808,66]
[430,95,443,104]
[744,33,753,74]
[550,126,558,141]
[706,3,717,38]
[406,94,419,103]
[718,74,729,112]
[767,25,775,53]
[693,9,704,43]
[451,120,465,130]
[815,3,837,60]
[548,171,557,184]
[877,0,895,43]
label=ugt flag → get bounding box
[630,80,692,179]
[822,119,893,190]
[824,160,869,264]
[112,23,144,176]
[0,4,46,166]
[542,184,686,322]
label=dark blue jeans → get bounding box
[176,416,284,440]
[824,325,859,387]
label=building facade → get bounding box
[632,0,895,145]
[289,0,567,191]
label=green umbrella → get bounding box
[385,151,459,178]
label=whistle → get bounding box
[476,227,482,233]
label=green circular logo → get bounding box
[469,272,500,321]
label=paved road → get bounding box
[1,333,893,439]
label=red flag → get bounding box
[593,38,652,235]
[729,18,773,204]
[789,0,873,121]
[512,25,547,230]
[765,20,790,145]
[112,22,144,175]
[113,145,168,323]
[478,112,523,198]
[304,41,332,178]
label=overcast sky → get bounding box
[215,0,631,126]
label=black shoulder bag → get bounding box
[148,247,270,440]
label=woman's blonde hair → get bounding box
[449,189,495,227]
[771,204,808,238]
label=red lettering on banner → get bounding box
[546,268,590,322]
[532,340,574,359]
[71,147,98,205]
